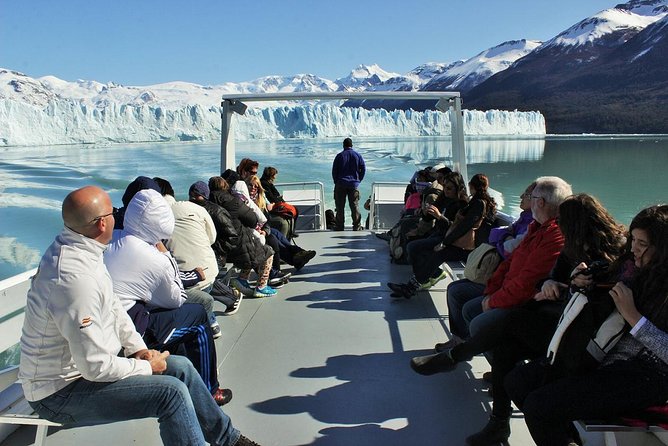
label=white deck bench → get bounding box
[577,419,668,446]
[0,270,63,445]
[0,366,62,446]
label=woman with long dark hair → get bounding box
[388,173,496,299]
[505,204,668,446]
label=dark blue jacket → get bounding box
[332,147,365,188]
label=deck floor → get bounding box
[4,230,604,446]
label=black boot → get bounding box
[466,415,510,445]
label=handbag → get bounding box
[463,242,502,284]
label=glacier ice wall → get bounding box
[0,99,545,147]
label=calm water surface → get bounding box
[1,135,667,281]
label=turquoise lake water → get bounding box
[1,135,667,281]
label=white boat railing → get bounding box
[368,182,406,231]
[276,181,326,231]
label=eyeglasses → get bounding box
[247,169,258,175]
[90,211,114,224]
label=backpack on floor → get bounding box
[546,290,628,376]
[388,216,420,264]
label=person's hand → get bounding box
[155,241,168,253]
[534,279,568,301]
[132,349,150,360]
[425,205,442,220]
[570,262,593,289]
[267,202,274,212]
[433,242,445,252]
[194,267,206,281]
[149,351,170,375]
[481,296,491,312]
[610,282,642,327]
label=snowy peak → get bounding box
[421,39,541,93]
[408,62,452,82]
[334,64,401,91]
[542,0,668,50]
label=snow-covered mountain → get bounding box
[542,0,667,51]
[345,40,542,111]
[334,64,402,91]
[466,0,668,133]
[422,40,542,93]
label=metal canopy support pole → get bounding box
[449,96,468,183]
[220,100,236,174]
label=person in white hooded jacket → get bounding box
[104,188,231,405]
[19,186,259,446]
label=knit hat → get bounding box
[189,181,210,200]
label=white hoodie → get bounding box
[104,189,186,311]
[19,227,151,402]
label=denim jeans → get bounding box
[185,287,216,325]
[30,355,240,446]
[446,279,486,339]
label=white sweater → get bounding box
[165,200,218,290]
[19,227,151,402]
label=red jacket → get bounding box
[485,218,564,309]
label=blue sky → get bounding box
[2,0,617,86]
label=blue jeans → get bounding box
[462,296,512,339]
[446,279,485,339]
[186,287,217,325]
[30,355,240,446]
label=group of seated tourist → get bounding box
[19,155,668,446]
[382,167,668,446]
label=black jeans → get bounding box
[334,185,361,230]
[505,356,668,446]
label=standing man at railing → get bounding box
[332,137,366,231]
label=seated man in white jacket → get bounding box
[104,188,230,405]
[19,185,259,446]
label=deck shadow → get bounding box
[249,351,493,445]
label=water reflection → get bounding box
[1,135,667,280]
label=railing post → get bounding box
[449,97,468,183]
[220,100,236,175]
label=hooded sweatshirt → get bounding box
[105,189,187,311]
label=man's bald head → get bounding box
[62,186,114,242]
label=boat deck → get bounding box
[4,230,589,446]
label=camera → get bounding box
[570,260,611,294]
[580,260,609,279]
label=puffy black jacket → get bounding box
[209,190,272,271]
[198,200,239,260]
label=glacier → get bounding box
[0,99,545,147]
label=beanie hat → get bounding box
[189,181,210,200]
